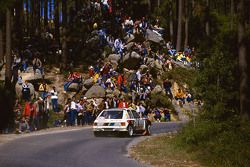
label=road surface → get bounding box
[0,122,184,167]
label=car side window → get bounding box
[127,110,134,119]
[132,110,140,119]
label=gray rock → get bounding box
[108,54,120,64]
[146,29,164,43]
[83,78,94,89]
[122,51,141,70]
[151,85,163,94]
[125,42,135,51]
[67,82,81,92]
[124,34,135,43]
[16,82,35,99]
[154,60,163,70]
[85,84,105,98]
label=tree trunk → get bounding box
[15,0,24,52]
[230,0,234,30]
[0,27,3,61]
[169,0,174,42]
[157,0,160,9]
[25,0,29,37]
[238,0,249,120]
[44,0,48,28]
[176,0,183,52]
[30,0,35,35]
[184,0,189,48]
[5,8,12,89]
[147,0,151,13]
[61,0,67,69]
[54,0,60,44]
[205,0,210,36]
[35,0,41,36]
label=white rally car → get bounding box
[93,108,151,137]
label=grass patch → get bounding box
[47,111,65,127]
[130,134,204,167]
[175,119,250,167]
[162,67,197,87]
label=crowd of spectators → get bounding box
[0,0,200,134]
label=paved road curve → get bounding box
[0,122,184,167]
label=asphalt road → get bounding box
[0,122,184,167]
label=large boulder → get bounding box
[153,60,163,70]
[67,82,81,92]
[15,82,35,99]
[145,57,155,66]
[85,84,105,98]
[83,78,94,89]
[124,34,135,43]
[21,68,43,81]
[151,85,163,94]
[124,42,135,51]
[146,29,164,44]
[122,51,141,70]
[108,54,120,65]
[140,65,149,73]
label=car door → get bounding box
[131,110,144,130]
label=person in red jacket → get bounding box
[118,98,128,108]
[22,101,36,131]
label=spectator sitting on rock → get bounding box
[22,80,31,101]
[175,88,185,105]
[39,81,48,99]
[63,71,82,92]
[18,117,30,133]
[32,56,43,75]
[88,66,95,77]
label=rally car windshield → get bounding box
[99,110,123,119]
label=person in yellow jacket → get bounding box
[39,81,48,99]
[175,88,185,105]
[93,73,99,83]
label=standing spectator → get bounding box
[76,100,84,126]
[64,98,71,126]
[22,101,36,131]
[118,98,128,108]
[139,103,145,117]
[136,69,142,82]
[186,92,193,103]
[154,108,161,122]
[70,97,77,126]
[163,108,171,121]
[163,79,173,100]
[50,86,59,112]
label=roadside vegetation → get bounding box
[132,1,250,166]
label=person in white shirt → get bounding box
[136,69,142,82]
[70,97,77,126]
[50,86,59,112]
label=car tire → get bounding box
[127,125,134,137]
[93,131,102,137]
